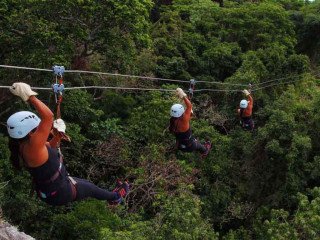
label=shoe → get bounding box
[201,140,212,158]
[109,179,130,205]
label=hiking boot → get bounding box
[201,141,212,158]
[109,179,130,205]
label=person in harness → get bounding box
[169,88,211,157]
[7,82,129,206]
[238,89,254,131]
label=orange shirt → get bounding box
[238,95,253,117]
[173,97,192,133]
[20,96,55,167]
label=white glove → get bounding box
[9,82,38,102]
[176,88,187,99]
[242,89,250,96]
[53,119,66,133]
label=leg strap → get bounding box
[68,176,77,201]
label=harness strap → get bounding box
[34,154,63,185]
[68,176,77,201]
[37,175,77,200]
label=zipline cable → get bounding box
[2,82,299,93]
[0,65,52,72]
[253,74,302,86]
[0,64,247,86]
[0,85,243,92]
[196,80,246,86]
[0,64,311,91]
[194,89,242,92]
[0,85,177,92]
[252,79,300,91]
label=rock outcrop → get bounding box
[0,222,34,240]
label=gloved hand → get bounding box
[53,119,66,133]
[53,118,71,142]
[176,88,187,99]
[9,82,38,102]
[242,89,250,96]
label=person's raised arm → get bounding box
[242,89,253,115]
[27,96,54,147]
[247,94,253,114]
[10,83,53,148]
[183,96,192,119]
[176,87,192,120]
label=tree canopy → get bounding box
[1,0,320,239]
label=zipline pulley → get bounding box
[248,83,252,94]
[52,65,71,143]
[52,65,65,119]
[188,79,196,99]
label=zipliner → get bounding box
[238,89,254,131]
[169,88,211,157]
[7,82,129,206]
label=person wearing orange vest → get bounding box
[7,82,129,206]
[169,88,211,157]
[237,89,254,130]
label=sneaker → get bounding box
[201,141,212,158]
[109,179,130,205]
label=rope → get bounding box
[0,65,52,72]
[253,75,301,86]
[0,64,310,92]
[196,80,247,86]
[0,85,176,92]
[0,64,248,86]
[252,80,299,91]
[0,79,299,92]
[194,89,242,92]
[0,64,188,84]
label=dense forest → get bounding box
[0,0,320,239]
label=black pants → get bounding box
[73,177,119,201]
[178,139,207,153]
[39,177,118,206]
[241,117,254,130]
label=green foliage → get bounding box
[0,0,320,239]
[293,1,320,64]
[153,193,218,240]
[254,187,320,239]
[63,90,103,125]
[102,192,218,240]
[51,200,121,240]
[126,91,174,144]
[88,119,124,141]
[97,91,136,119]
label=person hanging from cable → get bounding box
[7,82,129,206]
[237,89,254,131]
[169,88,211,157]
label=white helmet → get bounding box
[240,100,248,109]
[170,104,185,118]
[7,111,41,139]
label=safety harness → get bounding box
[169,117,193,150]
[37,152,63,199]
[35,66,77,201]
